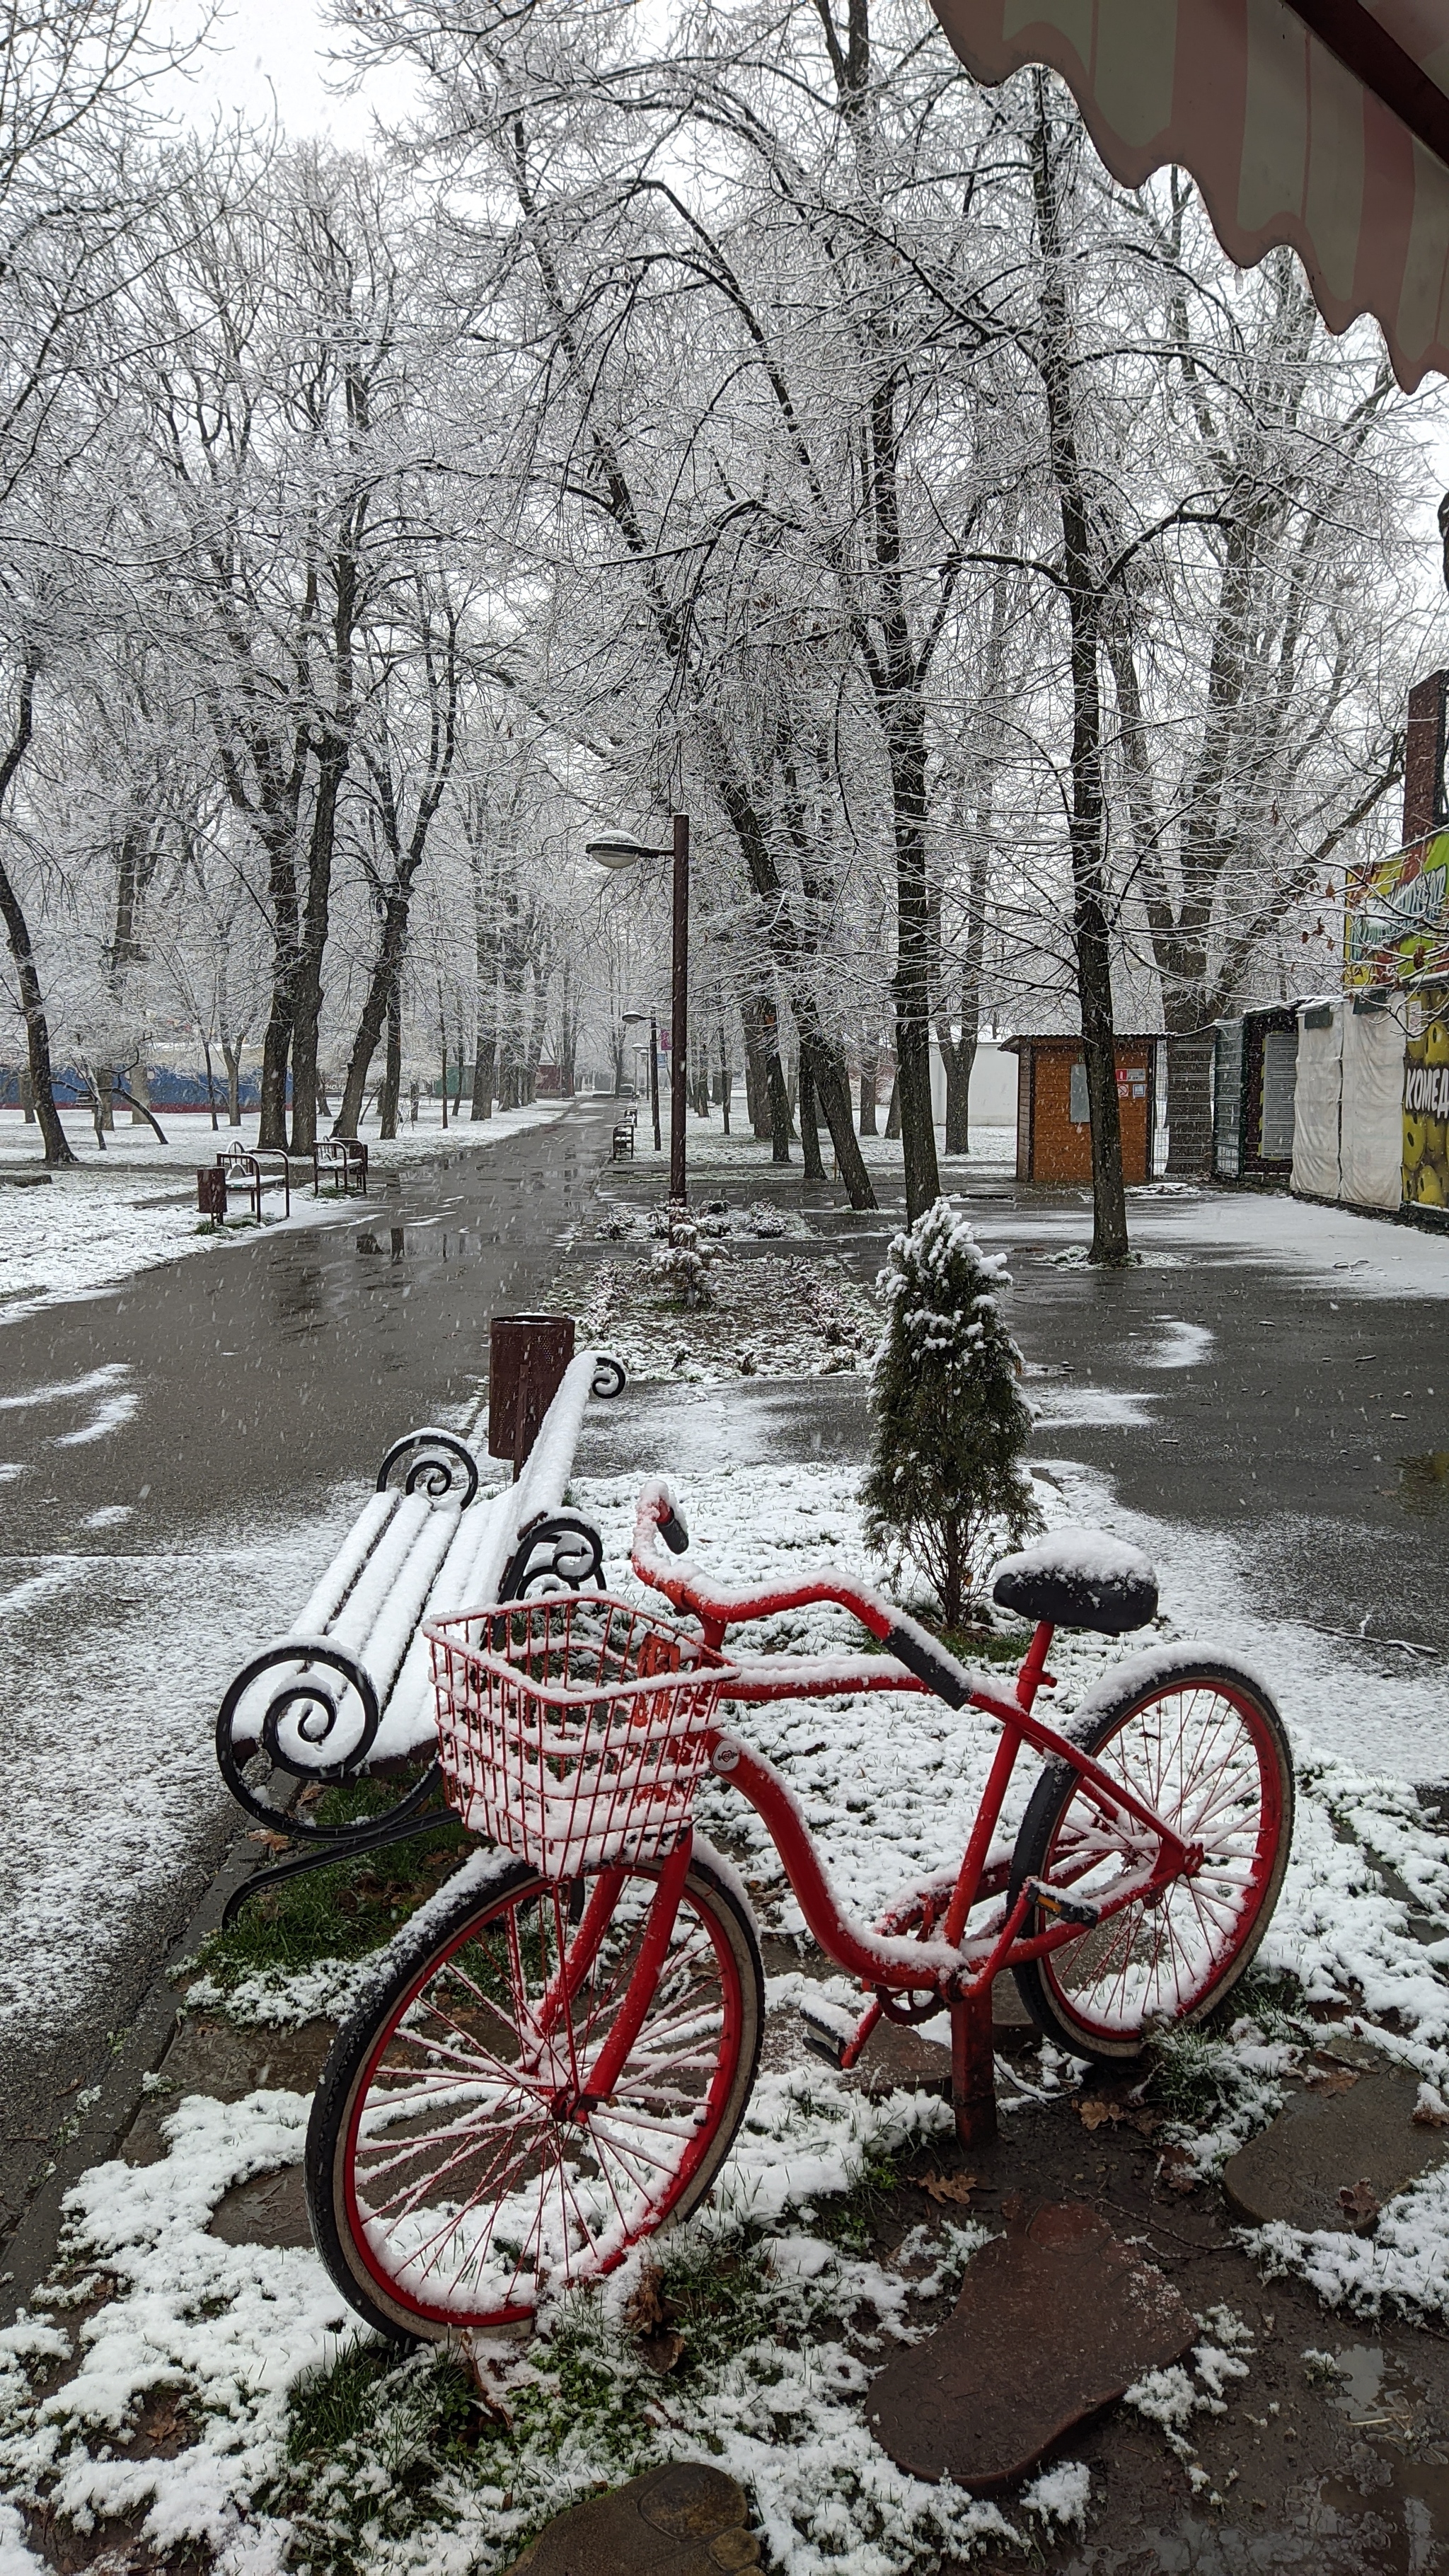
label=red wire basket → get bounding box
[425,1593,736,1877]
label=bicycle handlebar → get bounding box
[631,1478,973,1709]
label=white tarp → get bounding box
[1341,1000,1407,1211]
[1291,1003,1344,1201]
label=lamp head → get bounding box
[586,831,667,869]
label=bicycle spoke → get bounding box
[339,1861,749,2329]
[1036,1678,1282,2040]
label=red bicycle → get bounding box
[306,1480,1293,2340]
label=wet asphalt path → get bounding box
[0,1103,614,2240]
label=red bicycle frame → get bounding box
[623,1482,1201,2142]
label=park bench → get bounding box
[611,1109,637,1161]
[313,1136,368,1197]
[197,1145,291,1223]
[214,1339,626,1921]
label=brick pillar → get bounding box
[1165,1034,1215,1176]
[1404,672,1449,843]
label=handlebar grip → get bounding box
[884,1621,969,1710]
[659,1506,690,1556]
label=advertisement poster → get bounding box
[1345,836,1449,989]
[1404,986,1449,1211]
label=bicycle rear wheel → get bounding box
[306,1843,763,2340]
[1009,1648,1293,2065]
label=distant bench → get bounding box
[214,1344,625,1919]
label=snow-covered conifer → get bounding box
[862,1199,1040,1627]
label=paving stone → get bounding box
[867,2199,1194,2490]
[1221,2053,1449,2234]
[121,2018,335,2166]
[209,2161,311,2248]
[506,2462,759,2574]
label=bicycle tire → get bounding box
[1008,1646,1294,2066]
[306,1839,763,2340]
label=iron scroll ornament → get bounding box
[495,1508,607,1604]
[214,1634,423,1841]
[375,1427,480,1507]
[590,1354,626,1400]
[217,1515,609,1922]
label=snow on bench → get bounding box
[214,1348,623,1914]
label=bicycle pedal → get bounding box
[798,1995,857,2069]
[1024,1876,1102,1929]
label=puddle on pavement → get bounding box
[1058,2341,1449,2573]
[1395,1450,1449,1516]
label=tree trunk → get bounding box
[891,722,940,1223]
[884,1070,901,1138]
[799,1041,826,1178]
[200,1032,221,1131]
[289,727,348,1160]
[858,1037,879,1134]
[752,992,792,1162]
[937,1025,976,1155]
[336,894,409,1140]
[1031,75,1128,1266]
[472,1036,495,1121]
[0,652,74,1167]
[742,993,772,1137]
[380,976,402,1140]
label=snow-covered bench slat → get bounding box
[214,1351,622,1917]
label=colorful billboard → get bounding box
[1345,836,1449,990]
[1404,990,1449,1212]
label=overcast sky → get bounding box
[154,0,405,147]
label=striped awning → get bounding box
[930,1,1449,388]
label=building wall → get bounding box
[928,1036,1018,1126]
[1016,1042,1155,1184]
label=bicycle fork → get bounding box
[533,1833,695,2122]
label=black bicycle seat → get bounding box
[991,1529,1158,1636]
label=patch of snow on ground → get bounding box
[1020,2459,1091,2531]
[0,2091,354,2559]
[972,1184,1449,1301]
[1028,1386,1159,1429]
[0,1496,357,2036]
[0,2070,1012,2576]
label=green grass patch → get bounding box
[811,2149,901,2252]
[652,2233,780,2369]
[1150,1968,1310,2122]
[192,1772,465,1997]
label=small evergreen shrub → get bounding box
[862,1199,1040,1627]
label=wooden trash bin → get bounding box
[489,1315,577,1476]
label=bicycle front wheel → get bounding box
[1008,1648,1294,2065]
[306,1843,763,2340]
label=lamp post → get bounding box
[587,814,689,1204]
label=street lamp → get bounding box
[620,1010,660,1153]
[587,814,689,1205]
